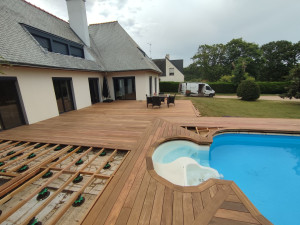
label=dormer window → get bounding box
[22,24,84,58]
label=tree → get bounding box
[183,63,201,81]
[225,38,263,80]
[231,58,247,85]
[281,65,300,99]
[192,44,230,81]
[260,41,296,81]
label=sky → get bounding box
[25,0,300,67]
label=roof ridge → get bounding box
[89,21,118,26]
[21,0,68,23]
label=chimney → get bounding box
[66,0,90,47]
[166,54,170,59]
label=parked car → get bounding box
[179,82,215,97]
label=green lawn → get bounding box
[176,96,300,118]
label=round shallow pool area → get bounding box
[152,140,222,186]
[210,133,300,225]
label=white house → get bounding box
[0,0,161,130]
[153,54,184,82]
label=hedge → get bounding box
[160,81,289,94]
[159,81,180,93]
[207,82,237,93]
[208,81,289,94]
[255,82,289,94]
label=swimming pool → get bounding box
[210,133,300,225]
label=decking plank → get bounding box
[138,177,157,225]
[192,192,204,219]
[149,182,165,225]
[220,201,249,213]
[209,217,260,225]
[126,172,151,225]
[215,209,260,224]
[172,191,183,225]
[201,188,212,208]
[183,193,194,225]
[161,187,173,225]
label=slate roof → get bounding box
[152,59,166,76]
[89,22,161,73]
[170,59,184,74]
[0,0,102,71]
[153,58,184,76]
[0,0,160,74]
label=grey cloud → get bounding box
[25,0,300,66]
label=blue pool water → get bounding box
[209,133,300,225]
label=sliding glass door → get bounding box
[89,78,100,104]
[0,77,25,130]
[113,77,136,100]
[52,78,74,113]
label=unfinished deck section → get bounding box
[0,141,129,225]
[0,100,279,224]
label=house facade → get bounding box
[153,54,184,82]
[0,0,161,130]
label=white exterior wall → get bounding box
[1,67,102,124]
[160,59,184,82]
[106,71,159,101]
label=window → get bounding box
[32,34,51,51]
[23,24,84,58]
[52,40,69,55]
[206,86,212,91]
[169,68,174,76]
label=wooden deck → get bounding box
[0,100,293,224]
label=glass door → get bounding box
[53,78,75,113]
[0,78,25,130]
[113,77,136,100]
[89,78,100,104]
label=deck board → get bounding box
[0,100,277,225]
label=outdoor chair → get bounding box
[146,94,153,108]
[152,96,161,108]
[167,94,176,107]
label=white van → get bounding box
[179,82,215,97]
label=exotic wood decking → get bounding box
[0,100,295,224]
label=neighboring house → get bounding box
[0,0,161,130]
[153,54,184,82]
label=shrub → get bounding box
[207,82,237,93]
[237,80,260,101]
[159,81,180,92]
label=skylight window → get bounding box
[22,24,84,58]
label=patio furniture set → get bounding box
[146,93,176,108]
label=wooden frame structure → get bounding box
[0,140,129,224]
